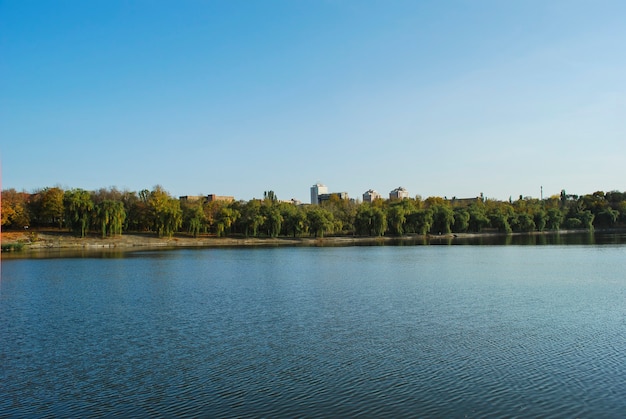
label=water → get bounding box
[1,240,625,417]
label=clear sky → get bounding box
[2,0,625,202]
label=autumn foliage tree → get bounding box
[4,185,626,239]
[148,186,182,238]
[1,189,30,229]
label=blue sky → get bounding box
[2,1,625,202]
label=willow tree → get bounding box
[513,213,536,232]
[64,189,94,237]
[467,204,490,232]
[307,207,334,238]
[595,207,619,228]
[405,209,433,235]
[429,203,455,235]
[546,207,564,230]
[354,204,374,236]
[453,208,470,233]
[387,203,407,236]
[261,203,282,237]
[94,200,126,238]
[281,203,307,237]
[182,200,206,238]
[215,206,239,237]
[489,209,513,234]
[354,204,386,236]
[240,199,265,237]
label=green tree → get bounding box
[578,210,595,230]
[489,208,512,234]
[261,204,283,237]
[533,209,547,232]
[320,196,357,234]
[182,200,206,237]
[617,201,626,224]
[354,204,386,236]
[371,207,387,236]
[307,207,334,237]
[513,213,535,232]
[94,200,126,238]
[405,209,433,235]
[467,204,490,232]
[546,208,564,230]
[564,217,583,229]
[430,204,454,234]
[215,206,239,237]
[595,207,619,228]
[28,187,65,228]
[263,190,277,203]
[42,187,65,228]
[148,186,182,237]
[281,203,307,237]
[560,189,568,207]
[355,205,374,236]
[387,203,407,235]
[240,199,265,237]
[121,190,150,232]
[64,189,94,237]
[453,208,470,233]
[605,190,626,204]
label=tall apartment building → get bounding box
[389,187,409,200]
[363,189,381,203]
[310,183,328,205]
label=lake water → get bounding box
[1,234,625,417]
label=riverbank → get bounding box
[4,228,615,256]
[1,229,487,253]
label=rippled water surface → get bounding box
[1,243,625,417]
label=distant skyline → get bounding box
[2,1,625,203]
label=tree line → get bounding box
[2,186,626,238]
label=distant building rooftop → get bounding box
[179,194,235,203]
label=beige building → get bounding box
[206,194,234,203]
[389,187,409,200]
[179,194,235,203]
[363,189,381,203]
[179,195,205,202]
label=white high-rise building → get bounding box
[389,187,409,200]
[363,189,381,203]
[310,183,328,204]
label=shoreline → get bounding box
[1,228,614,257]
[3,230,447,251]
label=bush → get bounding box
[564,218,582,229]
[1,243,24,252]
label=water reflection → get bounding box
[314,231,623,247]
[3,231,626,261]
[430,231,616,246]
[2,244,625,417]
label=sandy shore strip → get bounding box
[2,228,606,256]
[1,230,459,252]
